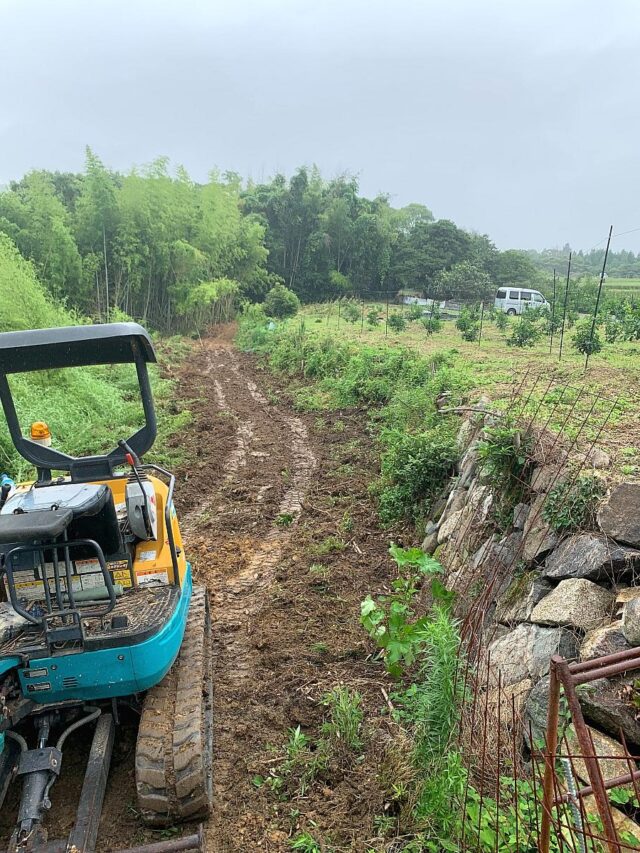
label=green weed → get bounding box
[321,686,364,751]
[542,474,606,532]
[373,813,396,836]
[507,314,543,348]
[310,536,346,556]
[341,302,360,323]
[339,511,353,533]
[388,313,406,332]
[360,544,446,676]
[377,425,458,524]
[288,832,322,853]
[455,307,480,342]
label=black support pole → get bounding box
[585,225,613,370]
[385,290,389,337]
[549,268,557,354]
[558,252,572,362]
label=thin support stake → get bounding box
[549,269,557,354]
[385,290,389,337]
[558,252,572,362]
[585,225,613,370]
[478,301,485,347]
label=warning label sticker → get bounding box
[138,570,169,587]
[138,549,157,562]
[12,557,134,600]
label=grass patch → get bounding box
[309,536,346,556]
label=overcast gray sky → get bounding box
[1,0,639,251]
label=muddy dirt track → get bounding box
[172,332,403,852]
[0,329,405,852]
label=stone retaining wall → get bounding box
[422,396,640,840]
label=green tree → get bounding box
[264,284,301,318]
[391,219,472,295]
[493,250,540,289]
[572,319,603,356]
[433,260,493,302]
[0,172,82,303]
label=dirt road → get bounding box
[171,333,400,851]
[1,330,401,852]
[182,338,321,851]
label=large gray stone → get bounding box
[579,676,640,748]
[437,509,463,544]
[467,482,493,519]
[522,493,558,562]
[445,487,468,517]
[581,624,631,661]
[530,579,615,632]
[471,537,494,570]
[422,519,439,553]
[591,447,611,469]
[495,572,553,624]
[421,530,439,555]
[472,532,523,578]
[542,533,640,582]
[513,502,530,531]
[598,483,640,548]
[458,447,479,488]
[430,495,448,523]
[617,587,640,605]
[488,623,579,687]
[565,725,637,792]
[622,597,640,645]
[530,464,564,494]
[524,675,550,746]
[456,418,475,452]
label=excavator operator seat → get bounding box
[0,483,122,558]
[0,484,122,628]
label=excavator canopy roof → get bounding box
[0,323,156,373]
[0,323,158,480]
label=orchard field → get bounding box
[284,300,640,474]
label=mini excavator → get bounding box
[0,324,212,853]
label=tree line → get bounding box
[2,149,637,332]
[526,245,640,279]
[0,150,275,331]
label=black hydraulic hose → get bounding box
[56,706,101,751]
[5,729,28,752]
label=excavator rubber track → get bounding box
[135,585,213,826]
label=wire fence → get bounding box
[317,290,582,362]
[440,371,640,851]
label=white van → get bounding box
[495,287,548,315]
